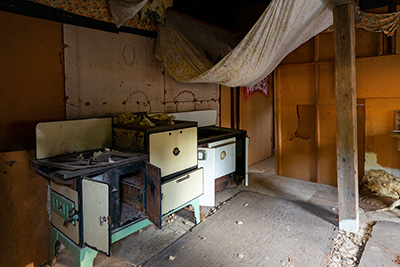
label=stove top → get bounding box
[34,149,147,171]
[197,126,246,145]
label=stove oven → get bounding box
[34,116,203,266]
[169,110,248,207]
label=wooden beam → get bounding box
[314,35,320,183]
[334,3,359,233]
[330,0,356,6]
[274,69,283,175]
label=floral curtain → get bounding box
[325,11,400,36]
[155,0,334,87]
[29,0,172,31]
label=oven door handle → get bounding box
[210,141,236,149]
[198,150,207,160]
[176,174,191,183]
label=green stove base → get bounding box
[49,197,201,267]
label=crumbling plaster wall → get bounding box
[64,24,219,119]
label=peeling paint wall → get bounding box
[64,24,219,119]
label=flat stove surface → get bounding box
[34,149,148,171]
[198,126,246,145]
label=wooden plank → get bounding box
[314,65,320,183]
[314,35,320,183]
[334,3,359,233]
[330,0,356,6]
[144,191,336,267]
[359,221,400,267]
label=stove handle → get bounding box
[198,150,207,160]
[176,174,191,183]
[63,212,79,226]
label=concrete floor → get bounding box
[49,156,400,267]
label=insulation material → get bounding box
[361,169,400,199]
[155,0,334,87]
[108,0,149,28]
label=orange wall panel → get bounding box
[0,150,50,267]
[318,105,337,185]
[357,55,400,99]
[0,11,65,152]
[277,27,400,185]
[240,88,273,165]
[220,85,231,127]
[279,65,315,105]
[281,38,315,65]
[365,98,400,170]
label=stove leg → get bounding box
[191,197,201,224]
[49,226,98,267]
[74,247,98,267]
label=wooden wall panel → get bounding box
[365,98,400,174]
[319,33,335,61]
[281,38,315,65]
[319,105,337,185]
[279,66,315,105]
[276,26,400,185]
[239,87,273,165]
[0,11,65,152]
[357,55,400,99]
[220,85,231,127]
[355,30,380,58]
[0,150,50,267]
[319,64,336,105]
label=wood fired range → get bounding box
[33,117,203,267]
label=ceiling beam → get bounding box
[330,0,356,6]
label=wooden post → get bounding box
[333,3,359,233]
[274,69,283,175]
[314,35,320,183]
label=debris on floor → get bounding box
[326,221,373,267]
[361,169,400,211]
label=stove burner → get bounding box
[34,149,146,171]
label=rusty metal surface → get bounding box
[33,150,148,170]
[145,162,162,229]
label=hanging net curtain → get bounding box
[155,0,334,87]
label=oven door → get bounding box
[149,127,197,177]
[207,137,236,179]
[82,178,110,255]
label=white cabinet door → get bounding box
[198,148,216,206]
[82,179,110,255]
[149,127,197,177]
[214,143,236,179]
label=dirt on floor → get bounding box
[326,186,400,267]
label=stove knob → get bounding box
[173,147,180,156]
[220,151,226,160]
